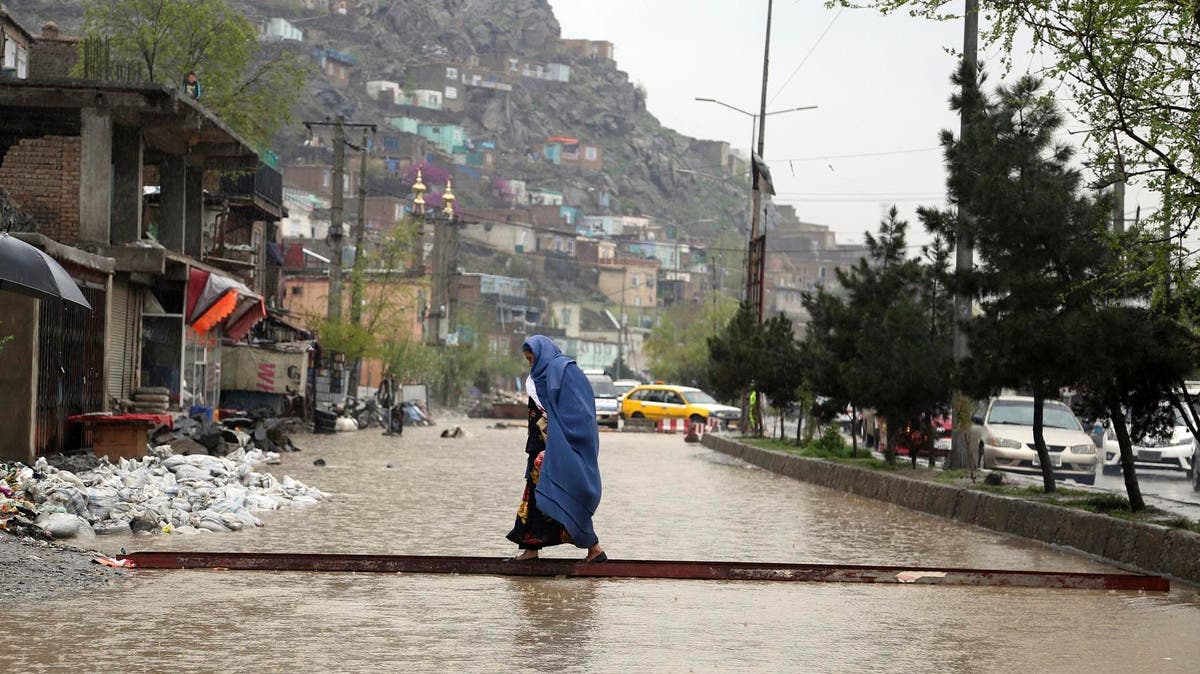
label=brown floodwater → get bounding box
[4,417,1199,672]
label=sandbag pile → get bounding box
[117,386,171,414]
[1,444,325,540]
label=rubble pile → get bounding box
[1,444,325,541]
[467,390,527,418]
[154,414,304,456]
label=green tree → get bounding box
[707,302,762,404]
[758,311,805,439]
[81,0,308,149]
[802,207,953,464]
[935,69,1110,491]
[644,292,738,388]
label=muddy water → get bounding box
[4,418,1200,672]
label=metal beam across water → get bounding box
[118,552,1169,591]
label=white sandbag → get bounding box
[36,512,92,539]
[93,519,132,536]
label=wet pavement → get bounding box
[4,418,1200,672]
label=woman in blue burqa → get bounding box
[506,335,606,563]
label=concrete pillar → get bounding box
[79,108,113,245]
[0,294,39,464]
[184,166,203,258]
[158,154,186,252]
[110,125,143,245]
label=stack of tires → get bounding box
[127,387,170,414]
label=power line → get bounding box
[768,6,843,105]
[768,146,941,162]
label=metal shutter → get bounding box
[105,279,143,404]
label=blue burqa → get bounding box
[524,335,601,547]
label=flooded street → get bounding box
[5,418,1200,672]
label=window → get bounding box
[446,67,458,80]
[663,392,684,405]
[16,44,27,79]
[2,35,15,72]
[291,286,303,295]
[445,86,457,99]
[585,146,598,161]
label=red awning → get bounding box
[185,268,266,340]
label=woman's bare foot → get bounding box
[583,544,605,563]
[512,550,539,561]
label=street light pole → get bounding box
[693,89,815,321]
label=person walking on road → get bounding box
[506,335,606,563]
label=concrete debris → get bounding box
[1,444,325,541]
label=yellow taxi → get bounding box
[619,384,741,428]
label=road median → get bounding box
[701,433,1200,585]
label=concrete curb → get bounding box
[701,434,1200,586]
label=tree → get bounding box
[758,312,805,439]
[933,68,1110,491]
[644,293,738,388]
[1070,303,1195,510]
[800,208,953,464]
[707,302,762,404]
[81,0,308,149]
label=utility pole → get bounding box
[619,268,627,378]
[949,0,979,470]
[347,124,376,397]
[327,116,346,321]
[746,0,774,323]
[303,116,377,322]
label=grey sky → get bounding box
[549,1,1153,247]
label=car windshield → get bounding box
[613,383,635,396]
[683,390,718,404]
[587,377,616,397]
[987,400,1082,431]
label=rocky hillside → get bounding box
[4,0,747,234]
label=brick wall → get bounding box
[0,135,81,243]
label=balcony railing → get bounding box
[220,163,283,210]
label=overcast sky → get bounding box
[549,1,1150,248]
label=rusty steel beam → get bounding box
[117,552,1169,592]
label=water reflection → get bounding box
[510,578,598,662]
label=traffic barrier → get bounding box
[656,418,686,433]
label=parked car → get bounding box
[893,415,952,458]
[969,396,1099,485]
[620,384,741,429]
[585,372,621,429]
[1101,409,1196,475]
[612,379,641,401]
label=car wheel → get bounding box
[1075,474,1096,486]
[631,412,644,419]
[1102,464,1122,476]
[978,443,988,469]
[607,421,619,429]
[689,414,705,425]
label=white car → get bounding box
[585,373,621,429]
[1102,411,1196,475]
[970,396,1099,485]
